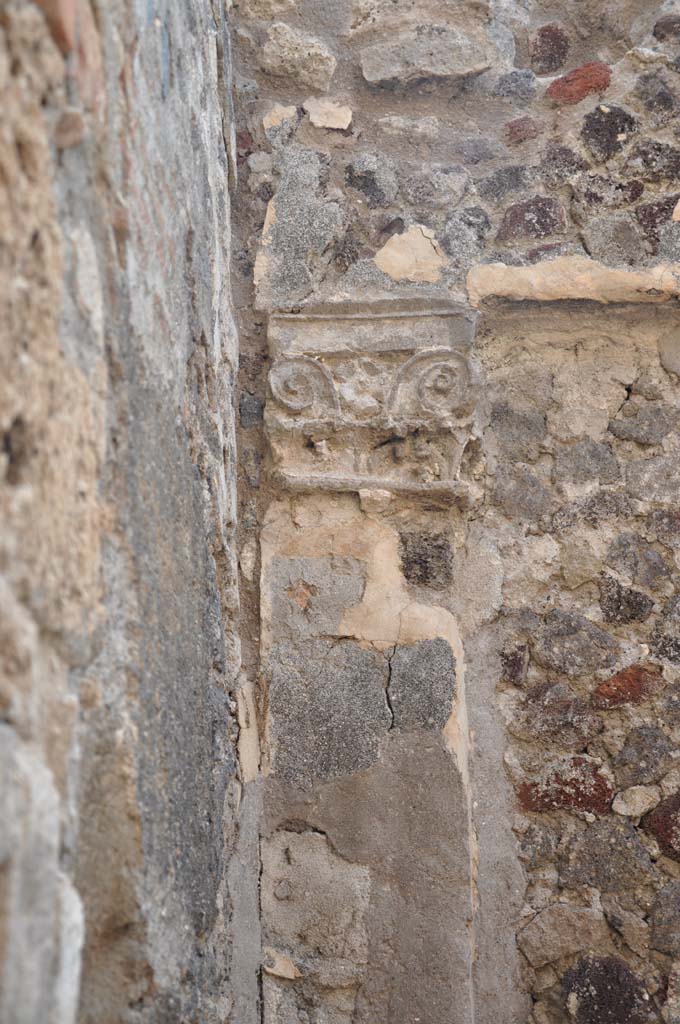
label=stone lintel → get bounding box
[467,255,680,307]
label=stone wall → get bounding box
[0,2,254,1022]
[232,1,680,1022]
[5,0,680,1022]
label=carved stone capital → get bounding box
[265,300,479,498]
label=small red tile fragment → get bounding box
[506,116,545,147]
[591,664,663,710]
[517,756,613,815]
[547,62,612,106]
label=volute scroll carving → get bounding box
[387,349,472,420]
[265,302,479,498]
[269,356,340,416]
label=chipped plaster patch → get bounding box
[374,224,447,283]
[262,103,297,132]
[303,96,352,130]
[253,197,276,289]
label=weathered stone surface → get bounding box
[360,25,493,86]
[598,574,654,625]
[627,139,680,183]
[495,69,537,101]
[501,642,530,688]
[497,195,565,241]
[388,638,456,731]
[531,23,570,75]
[491,465,552,520]
[606,534,669,589]
[643,792,680,861]
[613,785,661,819]
[506,116,545,147]
[627,454,680,503]
[263,731,476,1024]
[2,5,245,1023]
[647,508,680,546]
[490,401,547,463]
[609,401,678,444]
[533,610,619,678]
[303,96,353,130]
[561,818,656,892]
[650,882,680,955]
[255,145,344,307]
[478,165,531,203]
[468,256,680,306]
[562,956,654,1024]
[652,595,680,664]
[262,830,370,963]
[267,555,365,641]
[613,725,674,788]
[518,905,611,967]
[346,151,398,207]
[267,638,391,783]
[16,0,680,1018]
[591,664,664,710]
[261,22,337,91]
[659,331,680,376]
[582,212,648,267]
[511,683,603,749]
[400,163,469,209]
[654,16,680,41]
[554,439,619,485]
[399,531,453,590]
[517,756,614,815]
[581,105,637,162]
[547,62,611,106]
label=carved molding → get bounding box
[265,301,479,498]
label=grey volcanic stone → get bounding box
[346,152,399,208]
[554,439,620,484]
[399,531,453,589]
[533,610,619,677]
[360,25,493,87]
[494,69,537,101]
[268,638,391,783]
[598,575,653,625]
[609,401,678,445]
[518,905,610,968]
[606,533,669,588]
[613,725,674,788]
[491,465,551,521]
[650,881,680,955]
[651,594,680,664]
[562,956,654,1024]
[561,819,656,893]
[388,638,456,731]
[627,454,680,503]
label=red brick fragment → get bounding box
[643,792,680,862]
[517,756,614,815]
[506,116,545,147]
[591,664,663,710]
[547,62,612,106]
